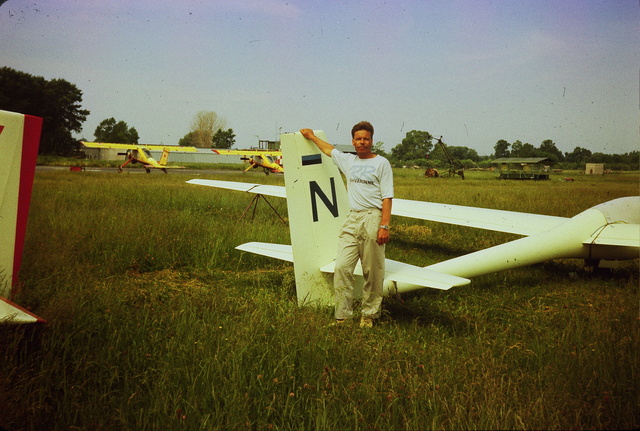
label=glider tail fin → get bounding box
[280,131,349,306]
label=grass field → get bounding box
[1,168,638,430]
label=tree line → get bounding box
[0,67,235,155]
[92,111,236,149]
[1,67,636,169]
[0,66,88,155]
[381,130,638,170]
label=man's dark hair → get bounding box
[351,121,374,138]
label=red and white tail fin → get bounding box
[0,297,44,323]
[0,109,44,323]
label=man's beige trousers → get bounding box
[334,209,385,320]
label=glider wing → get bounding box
[320,259,469,290]
[186,179,287,198]
[236,242,293,262]
[392,199,568,236]
[187,179,568,236]
[235,242,469,290]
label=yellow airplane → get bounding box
[81,142,197,173]
[213,149,283,174]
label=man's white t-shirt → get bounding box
[331,149,394,211]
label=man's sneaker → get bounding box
[359,317,374,328]
[328,319,347,327]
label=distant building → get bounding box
[493,157,552,180]
[80,144,238,164]
[585,163,604,175]
[82,146,120,160]
[259,140,279,150]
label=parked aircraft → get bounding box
[188,131,640,306]
[81,142,197,173]
[213,149,283,174]
[0,109,45,323]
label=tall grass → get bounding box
[1,169,638,430]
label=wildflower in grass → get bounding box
[289,392,295,397]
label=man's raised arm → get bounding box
[300,128,334,157]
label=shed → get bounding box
[493,157,551,180]
[585,163,604,175]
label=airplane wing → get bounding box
[156,146,197,152]
[186,179,287,198]
[236,242,293,261]
[145,164,184,169]
[392,199,568,236]
[81,142,137,149]
[187,179,567,236]
[237,242,470,290]
[213,149,282,156]
[81,142,197,152]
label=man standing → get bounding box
[300,122,393,328]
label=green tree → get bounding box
[494,139,510,158]
[538,139,564,162]
[509,140,522,157]
[178,132,195,146]
[622,151,640,170]
[390,130,434,161]
[0,66,89,155]
[564,146,592,164]
[519,143,537,157]
[212,128,236,149]
[447,146,480,161]
[373,141,389,158]
[94,118,139,144]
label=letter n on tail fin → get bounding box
[281,131,348,306]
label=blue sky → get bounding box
[1,0,638,155]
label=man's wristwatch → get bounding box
[379,225,389,230]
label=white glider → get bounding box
[188,131,639,306]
